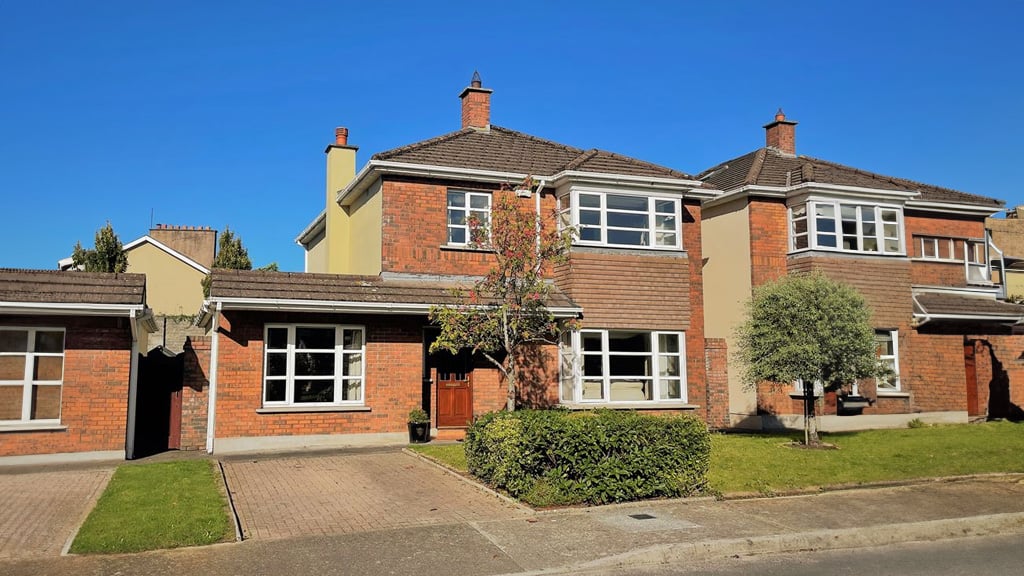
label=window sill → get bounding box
[0,423,67,433]
[559,402,697,410]
[570,245,688,258]
[256,406,372,414]
[439,244,494,253]
[789,393,823,399]
[877,391,910,398]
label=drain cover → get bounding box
[628,513,656,520]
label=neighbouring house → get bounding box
[0,269,157,462]
[197,73,722,454]
[60,224,216,353]
[699,110,1024,430]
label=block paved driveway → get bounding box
[221,449,529,540]
[0,467,112,559]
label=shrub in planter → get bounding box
[408,408,431,444]
[465,409,711,506]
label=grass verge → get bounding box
[71,459,234,554]
[410,421,1024,497]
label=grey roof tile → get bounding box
[698,148,1003,208]
[914,291,1024,318]
[0,269,146,306]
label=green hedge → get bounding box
[465,409,711,506]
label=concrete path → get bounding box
[220,450,529,540]
[0,467,112,559]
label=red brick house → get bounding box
[197,74,720,454]
[0,269,157,462]
[700,111,1024,430]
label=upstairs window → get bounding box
[0,327,64,424]
[790,200,903,255]
[562,191,682,250]
[913,236,991,283]
[447,191,491,245]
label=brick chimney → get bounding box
[334,127,349,146]
[764,108,797,156]
[459,71,492,129]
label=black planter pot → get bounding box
[408,422,430,443]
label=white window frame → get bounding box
[0,327,65,424]
[446,190,491,246]
[262,324,365,407]
[560,189,683,250]
[559,329,687,404]
[912,236,991,283]
[789,199,905,256]
[875,329,901,394]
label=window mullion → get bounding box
[21,329,34,420]
[286,327,295,404]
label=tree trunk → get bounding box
[803,380,821,446]
[506,355,516,412]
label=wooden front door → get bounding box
[436,351,473,428]
[965,340,980,417]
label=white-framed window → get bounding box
[875,329,901,393]
[560,190,682,250]
[913,236,991,283]
[263,325,365,406]
[559,329,686,403]
[447,190,491,245]
[790,200,903,255]
[0,327,64,424]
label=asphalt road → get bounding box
[602,533,1024,576]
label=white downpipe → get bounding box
[125,309,140,460]
[205,301,223,454]
[535,179,546,255]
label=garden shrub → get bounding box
[465,409,711,505]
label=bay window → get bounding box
[790,200,903,255]
[0,327,64,424]
[559,329,686,403]
[560,190,682,250]
[263,325,365,406]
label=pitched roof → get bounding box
[698,148,1003,208]
[372,125,694,180]
[913,291,1024,319]
[208,269,579,310]
[0,269,146,306]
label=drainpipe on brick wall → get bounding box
[205,301,222,454]
[535,179,546,255]
[125,309,141,459]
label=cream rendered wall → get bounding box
[701,199,758,426]
[325,146,357,273]
[126,243,206,316]
[304,229,328,273]
[345,180,383,275]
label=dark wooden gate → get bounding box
[135,346,184,457]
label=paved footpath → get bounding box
[0,473,1022,576]
[221,451,529,540]
[0,467,112,559]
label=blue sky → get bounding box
[2,1,1022,271]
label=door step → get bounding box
[434,428,467,441]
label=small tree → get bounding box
[736,273,879,446]
[71,221,128,273]
[202,226,253,296]
[429,179,575,411]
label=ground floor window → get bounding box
[263,324,365,406]
[875,329,901,392]
[559,329,686,403]
[0,327,64,424]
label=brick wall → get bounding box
[148,316,208,354]
[380,178,557,276]
[786,253,912,328]
[181,336,210,450]
[748,199,789,287]
[0,316,133,457]
[906,212,987,287]
[704,338,729,428]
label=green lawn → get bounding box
[411,421,1024,497]
[71,459,234,554]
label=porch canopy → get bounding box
[913,288,1024,327]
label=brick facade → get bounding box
[0,316,133,457]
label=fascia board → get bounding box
[0,302,148,317]
[295,211,327,246]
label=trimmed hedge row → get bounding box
[465,409,711,506]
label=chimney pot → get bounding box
[335,127,349,146]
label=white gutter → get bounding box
[205,296,582,319]
[702,182,921,209]
[125,309,141,459]
[905,200,1003,216]
[549,170,708,194]
[0,302,149,317]
[295,211,326,246]
[205,301,222,454]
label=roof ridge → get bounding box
[371,128,476,160]
[564,148,601,171]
